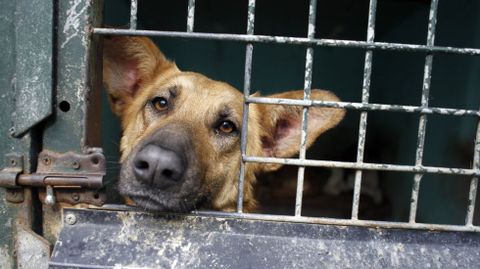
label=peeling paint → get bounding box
[186,0,195,32]
[61,0,88,48]
[93,27,480,56]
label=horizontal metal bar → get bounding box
[98,204,480,232]
[92,28,480,56]
[243,156,480,176]
[194,210,480,233]
[246,96,480,117]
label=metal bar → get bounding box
[351,0,377,220]
[129,0,137,30]
[243,156,480,176]
[187,0,195,32]
[246,97,480,117]
[409,0,439,223]
[236,0,256,213]
[93,28,480,56]
[193,210,480,233]
[99,204,480,232]
[295,0,317,217]
[466,116,480,225]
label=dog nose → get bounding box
[133,144,185,188]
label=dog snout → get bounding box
[133,144,185,189]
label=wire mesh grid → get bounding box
[95,0,480,232]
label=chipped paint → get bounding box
[352,0,378,219]
[93,28,480,56]
[244,155,480,177]
[246,96,480,117]
[129,0,138,30]
[186,0,195,32]
[61,0,88,48]
[408,0,439,223]
[236,0,256,213]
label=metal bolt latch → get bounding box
[65,213,77,225]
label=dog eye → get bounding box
[151,97,168,111]
[217,121,236,134]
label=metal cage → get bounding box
[93,0,480,233]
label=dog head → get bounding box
[103,36,345,212]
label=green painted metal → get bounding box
[42,0,103,153]
[0,0,52,267]
[11,0,53,137]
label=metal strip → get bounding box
[194,210,480,233]
[466,116,480,225]
[187,0,195,32]
[409,0,439,223]
[236,0,256,213]
[129,0,137,30]
[246,97,480,117]
[243,156,480,176]
[99,204,480,232]
[351,0,377,220]
[92,28,480,56]
[12,0,53,136]
[295,0,317,217]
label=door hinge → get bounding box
[0,149,105,205]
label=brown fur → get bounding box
[103,36,345,212]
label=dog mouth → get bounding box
[120,187,205,213]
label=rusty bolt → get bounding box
[72,193,80,201]
[72,160,80,169]
[42,156,51,166]
[65,213,77,225]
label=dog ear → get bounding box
[254,89,345,172]
[103,36,178,116]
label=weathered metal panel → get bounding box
[42,0,103,152]
[0,0,41,268]
[50,208,480,268]
[40,0,105,247]
[12,0,53,137]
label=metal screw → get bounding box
[72,193,80,201]
[65,213,77,225]
[72,160,80,169]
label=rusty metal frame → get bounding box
[92,0,480,232]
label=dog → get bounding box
[102,36,345,212]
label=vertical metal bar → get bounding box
[408,0,439,223]
[351,0,377,220]
[187,0,196,32]
[130,0,137,30]
[237,0,256,213]
[466,117,480,225]
[295,0,318,217]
